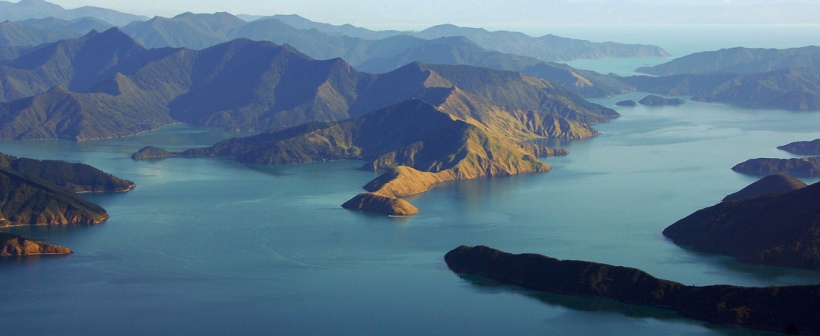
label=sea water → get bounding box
[3,26,820,335]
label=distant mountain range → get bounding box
[623,47,820,111]
[118,12,668,62]
[0,28,617,141]
[636,46,820,76]
[0,151,134,255]
[0,0,146,26]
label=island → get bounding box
[778,139,820,155]
[0,232,72,256]
[615,100,637,107]
[663,178,820,270]
[731,157,820,177]
[638,95,685,106]
[131,146,179,160]
[721,173,806,202]
[341,192,419,216]
[445,245,820,335]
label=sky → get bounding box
[31,0,820,32]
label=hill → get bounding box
[17,16,113,36]
[0,152,136,193]
[122,12,246,50]
[722,173,806,202]
[414,24,669,62]
[636,46,820,76]
[176,99,568,215]
[120,14,632,98]
[355,36,633,97]
[0,30,617,141]
[664,180,820,270]
[732,157,820,177]
[0,20,79,46]
[0,0,146,26]
[623,67,820,111]
[638,95,684,106]
[0,167,108,226]
[269,14,402,40]
[445,245,820,335]
[0,231,71,255]
[778,139,820,155]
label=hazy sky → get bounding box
[27,0,820,31]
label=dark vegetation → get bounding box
[664,179,820,270]
[445,245,820,335]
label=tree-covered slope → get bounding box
[0,167,108,226]
[664,181,820,270]
[0,152,135,192]
[445,245,820,335]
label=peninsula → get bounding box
[732,157,820,177]
[445,245,820,335]
[778,139,820,155]
[663,178,820,270]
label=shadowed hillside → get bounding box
[445,245,820,335]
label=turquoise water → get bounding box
[2,96,820,334]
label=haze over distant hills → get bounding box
[623,47,820,111]
[636,46,820,76]
[0,0,146,26]
[0,28,616,143]
[118,12,668,62]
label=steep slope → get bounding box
[778,139,820,155]
[168,40,368,131]
[446,245,820,335]
[178,99,562,214]
[722,173,806,202]
[0,27,179,101]
[637,46,820,76]
[0,152,135,193]
[664,181,820,270]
